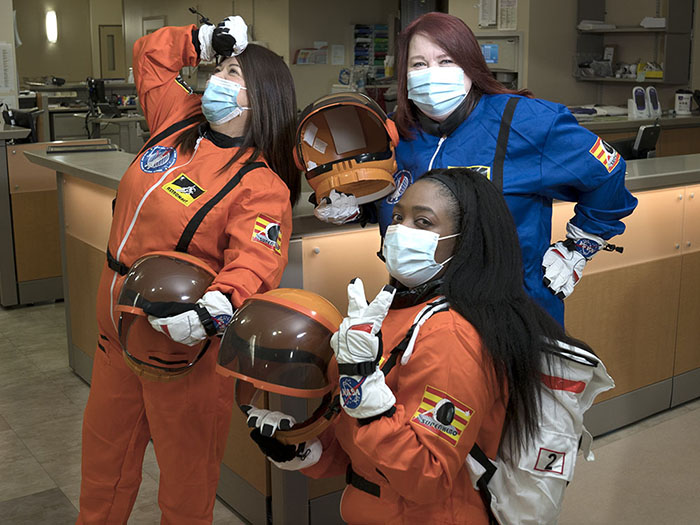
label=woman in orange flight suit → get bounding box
[77,16,299,524]
[247,168,595,524]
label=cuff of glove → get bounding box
[271,438,322,471]
[337,359,379,377]
[566,223,604,259]
[339,369,396,419]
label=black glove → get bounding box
[250,428,307,463]
[212,16,248,57]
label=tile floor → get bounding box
[0,301,243,524]
[1,300,699,524]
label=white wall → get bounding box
[288,0,397,109]
[13,0,93,82]
[89,0,124,78]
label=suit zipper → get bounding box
[428,135,446,171]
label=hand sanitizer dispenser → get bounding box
[628,86,650,119]
[646,86,661,118]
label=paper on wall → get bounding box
[0,42,17,93]
[479,0,497,27]
[498,0,517,31]
[331,45,345,66]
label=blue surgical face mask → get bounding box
[201,74,250,125]
[407,66,470,118]
[382,224,460,288]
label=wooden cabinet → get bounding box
[301,227,388,313]
[674,185,700,375]
[555,185,700,424]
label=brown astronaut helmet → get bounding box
[217,288,343,444]
[294,92,399,205]
[115,251,217,382]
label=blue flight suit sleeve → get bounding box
[538,108,638,240]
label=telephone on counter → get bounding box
[628,86,650,119]
[645,86,661,118]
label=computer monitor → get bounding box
[87,77,106,105]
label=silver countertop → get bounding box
[24,149,700,236]
[25,149,131,190]
[0,124,31,141]
[625,153,700,192]
[23,149,341,235]
[579,113,700,134]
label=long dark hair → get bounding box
[394,12,532,139]
[421,168,592,451]
[175,44,300,205]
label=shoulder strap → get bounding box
[492,97,520,192]
[469,443,499,525]
[175,161,266,253]
[381,298,449,377]
[130,115,202,166]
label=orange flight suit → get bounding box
[304,300,507,524]
[77,25,292,524]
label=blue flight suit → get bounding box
[377,94,638,325]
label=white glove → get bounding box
[331,278,397,418]
[197,24,216,62]
[314,190,361,225]
[244,406,322,470]
[244,406,296,437]
[148,290,233,346]
[198,16,248,62]
[542,223,604,299]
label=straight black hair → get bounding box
[174,44,300,205]
[420,168,594,451]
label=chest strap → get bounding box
[492,97,520,192]
[469,442,499,525]
[381,297,449,377]
[107,161,265,274]
[130,114,202,166]
[175,161,265,253]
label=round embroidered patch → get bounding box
[140,145,177,173]
[386,170,412,205]
[574,238,600,259]
[339,376,363,409]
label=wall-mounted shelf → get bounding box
[576,77,666,84]
[578,27,666,34]
[575,0,693,85]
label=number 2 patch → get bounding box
[534,447,566,475]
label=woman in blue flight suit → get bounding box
[317,12,637,326]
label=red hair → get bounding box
[394,12,532,139]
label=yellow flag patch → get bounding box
[410,385,474,447]
[252,214,282,255]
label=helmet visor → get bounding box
[218,298,335,397]
[116,251,216,318]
